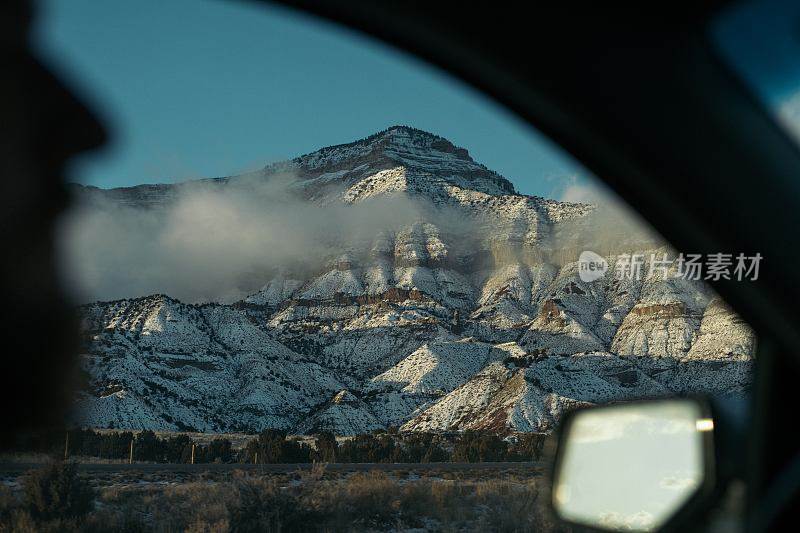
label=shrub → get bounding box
[200,438,233,463]
[0,485,18,528]
[228,477,305,532]
[239,430,313,464]
[339,471,398,525]
[81,506,148,533]
[312,432,338,463]
[21,461,94,522]
[451,431,508,462]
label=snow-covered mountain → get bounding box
[71,126,754,434]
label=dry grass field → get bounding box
[0,461,564,532]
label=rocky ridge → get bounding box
[71,126,754,435]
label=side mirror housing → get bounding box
[551,398,716,532]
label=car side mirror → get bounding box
[551,398,716,532]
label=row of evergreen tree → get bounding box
[12,428,545,464]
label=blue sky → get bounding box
[32,0,589,198]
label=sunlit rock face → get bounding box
[71,127,754,435]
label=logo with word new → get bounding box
[578,250,608,282]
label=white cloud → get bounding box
[57,173,478,304]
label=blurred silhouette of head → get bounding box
[0,0,106,446]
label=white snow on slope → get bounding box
[73,127,755,435]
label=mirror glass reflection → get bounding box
[553,400,711,531]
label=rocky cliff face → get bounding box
[70,126,754,434]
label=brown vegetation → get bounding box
[0,462,564,532]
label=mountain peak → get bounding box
[77,127,519,206]
[294,125,472,166]
[377,124,460,147]
[378,125,472,159]
[287,126,517,197]
[380,124,439,138]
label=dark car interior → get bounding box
[267,3,800,529]
[2,1,800,530]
